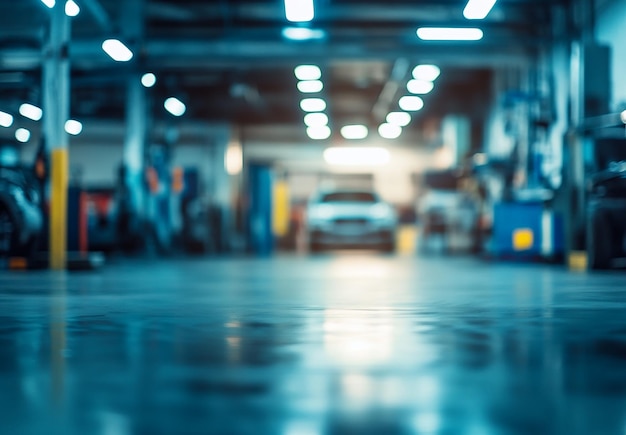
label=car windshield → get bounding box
[320,192,377,203]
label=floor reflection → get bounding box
[0,257,625,434]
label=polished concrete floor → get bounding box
[1,254,626,435]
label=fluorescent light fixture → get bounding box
[307,126,331,140]
[304,112,329,127]
[164,97,186,117]
[297,80,324,93]
[399,96,424,111]
[294,65,322,81]
[378,123,402,139]
[324,147,390,166]
[40,0,55,8]
[417,27,484,41]
[386,112,411,127]
[340,125,368,140]
[64,119,83,136]
[141,73,156,88]
[65,0,80,16]
[463,0,497,19]
[0,111,13,128]
[282,27,325,41]
[412,65,441,82]
[102,39,134,62]
[225,143,243,175]
[19,103,43,121]
[15,128,31,143]
[407,79,434,95]
[285,0,314,22]
[300,98,326,112]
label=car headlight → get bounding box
[371,203,394,221]
[308,204,333,222]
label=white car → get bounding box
[306,189,397,252]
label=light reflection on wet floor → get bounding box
[1,255,626,434]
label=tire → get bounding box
[0,204,17,260]
[588,209,612,270]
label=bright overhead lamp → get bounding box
[340,125,368,140]
[378,123,402,139]
[399,96,424,111]
[300,98,326,112]
[64,119,83,136]
[621,110,626,124]
[141,73,156,88]
[463,0,497,19]
[282,27,326,41]
[284,0,314,22]
[164,97,186,117]
[65,0,80,17]
[324,147,390,166]
[102,39,134,62]
[407,79,434,95]
[15,128,31,143]
[386,112,411,127]
[417,27,484,41]
[0,111,13,128]
[297,80,324,93]
[307,126,331,140]
[304,112,329,127]
[294,65,322,81]
[40,0,55,8]
[19,103,42,121]
[412,65,441,82]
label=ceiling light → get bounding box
[282,27,326,41]
[378,123,402,139]
[19,103,42,121]
[407,79,434,95]
[399,96,424,111]
[417,27,484,41]
[621,110,626,124]
[463,0,497,19]
[15,128,31,143]
[297,80,324,93]
[285,0,314,22]
[64,119,83,136]
[412,65,441,82]
[164,97,186,117]
[40,0,55,8]
[0,111,13,128]
[304,112,329,127]
[294,65,322,81]
[65,0,80,17]
[386,112,411,127]
[340,125,368,140]
[141,73,156,88]
[307,126,331,140]
[300,98,326,112]
[324,147,390,166]
[102,39,134,62]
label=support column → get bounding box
[43,4,70,270]
[122,0,146,247]
[123,76,147,225]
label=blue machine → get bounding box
[247,164,274,256]
[492,201,564,259]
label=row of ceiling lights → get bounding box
[283,0,496,41]
[293,63,441,142]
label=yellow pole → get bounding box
[50,150,68,269]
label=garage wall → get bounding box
[596,0,626,110]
